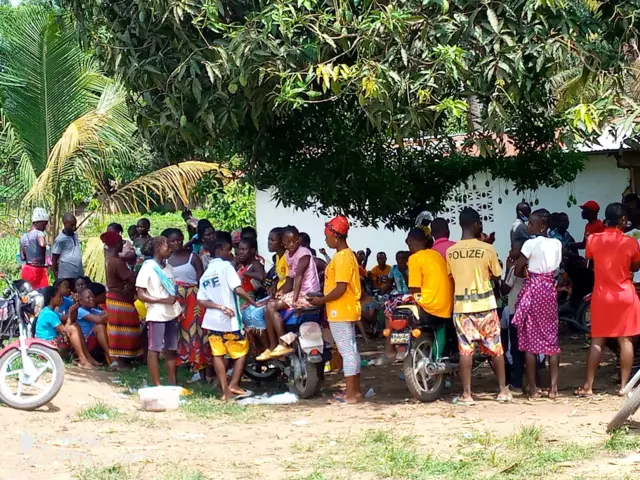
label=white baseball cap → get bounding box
[31,208,50,223]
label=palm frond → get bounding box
[82,237,106,284]
[104,162,231,212]
[0,110,35,198]
[0,7,98,174]
[22,81,136,210]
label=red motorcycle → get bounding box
[0,277,64,410]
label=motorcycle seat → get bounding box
[281,308,322,327]
[394,304,451,327]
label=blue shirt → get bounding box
[390,265,409,295]
[77,307,103,336]
[549,229,574,249]
[59,296,73,315]
[35,307,62,341]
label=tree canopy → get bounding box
[62,0,640,228]
[0,5,224,231]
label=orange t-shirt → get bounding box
[324,248,362,322]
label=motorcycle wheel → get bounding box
[290,357,323,399]
[403,335,445,402]
[243,357,281,384]
[607,388,640,433]
[576,300,591,332]
[0,345,65,410]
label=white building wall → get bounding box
[255,155,629,265]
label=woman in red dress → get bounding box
[576,203,640,396]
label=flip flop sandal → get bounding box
[233,390,254,400]
[496,393,514,403]
[452,395,475,406]
[574,389,593,398]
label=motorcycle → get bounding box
[558,293,591,334]
[0,277,65,410]
[244,307,330,399]
[387,303,461,402]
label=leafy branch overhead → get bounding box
[63,0,640,227]
[0,6,224,232]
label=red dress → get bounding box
[586,228,640,337]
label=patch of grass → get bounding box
[73,462,208,480]
[603,428,640,452]
[117,367,150,391]
[299,426,595,480]
[73,463,139,480]
[180,396,263,422]
[157,464,210,480]
[294,472,328,480]
[75,402,123,422]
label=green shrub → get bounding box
[0,236,20,278]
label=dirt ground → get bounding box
[1,337,640,480]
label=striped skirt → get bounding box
[176,282,213,370]
[106,294,143,358]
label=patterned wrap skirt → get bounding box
[512,272,560,355]
[106,294,143,358]
[176,282,213,370]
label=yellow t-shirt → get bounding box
[445,239,502,314]
[369,264,391,290]
[407,249,453,318]
[324,248,362,322]
[276,253,288,290]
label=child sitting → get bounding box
[35,283,100,369]
[198,238,257,400]
[75,287,112,365]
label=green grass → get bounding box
[73,463,208,480]
[73,463,138,480]
[294,473,328,480]
[75,402,123,421]
[180,396,263,422]
[603,428,640,452]
[292,426,596,480]
[116,366,150,391]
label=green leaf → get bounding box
[192,77,202,103]
[487,8,500,33]
[401,48,408,67]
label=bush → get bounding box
[80,206,255,240]
[0,236,20,278]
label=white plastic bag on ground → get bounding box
[237,392,299,405]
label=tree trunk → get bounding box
[467,94,483,132]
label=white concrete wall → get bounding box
[255,154,629,265]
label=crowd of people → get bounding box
[16,193,640,404]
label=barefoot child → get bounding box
[198,238,257,400]
[76,287,112,365]
[513,209,562,399]
[136,236,183,386]
[35,283,98,369]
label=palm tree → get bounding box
[0,6,224,232]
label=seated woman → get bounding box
[75,285,112,365]
[236,237,266,298]
[243,228,282,352]
[258,226,320,360]
[35,283,100,369]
